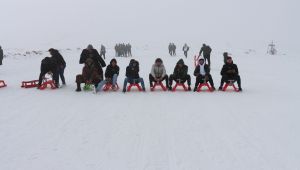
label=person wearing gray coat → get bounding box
[0,46,3,65]
[149,58,169,88]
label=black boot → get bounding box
[76,83,81,92]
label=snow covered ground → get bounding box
[0,46,299,170]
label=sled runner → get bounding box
[151,82,167,91]
[21,80,39,88]
[127,83,143,92]
[0,80,7,88]
[172,82,188,92]
[196,82,213,92]
[222,80,239,92]
[103,83,119,91]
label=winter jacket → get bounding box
[173,59,188,79]
[126,60,140,79]
[51,50,66,68]
[80,49,106,68]
[105,61,120,79]
[40,57,57,73]
[150,64,166,78]
[221,63,239,76]
[82,60,101,83]
[199,45,212,56]
[194,64,210,76]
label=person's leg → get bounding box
[194,75,201,91]
[123,78,129,92]
[38,71,47,86]
[52,70,59,87]
[207,74,215,88]
[235,75,242,89]
[219,75,228,89]
[186,74,191,90]
[96,80,107,92]
[207,55,211,67]
[138,78,146,91]
[112,74,118,86]
[149,74,155,87]
[76,75,83,91]
[161,75,169,88]
[169,74,175,88]
[60,67,66,85]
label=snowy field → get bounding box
[0,46,300,170]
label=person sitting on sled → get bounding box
[193,58,216,91]
[80,44,106,78]
[149,58,169,89]
[122,59,146,93]
[76,58,102,92]
[38,57,59,88]
[219,57,242,91]
[95,58,120,93]
[169,59,191,91]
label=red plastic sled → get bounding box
[0,80,7,88]
[172,83,188,92]
[222,80,239,92]
[127,83,143,92]
[103,83,119,91]
[151,82,167,91]
[197,83,213,92]
[21,80,39,88]
[38,80,57,90]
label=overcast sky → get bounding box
[0,0,298,52]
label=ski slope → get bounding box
[0,46,299,170]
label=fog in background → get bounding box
[0,0,298,53]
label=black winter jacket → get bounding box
[221,63,239,76]
[194,64,210,76]
[126,61,140,79]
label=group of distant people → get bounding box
[69,44,242,93]
[168,43,177,56]
[115,43,132,57]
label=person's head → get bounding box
[87,44,94,51]
[48,48,56,56]
[226,57,233,64]
[203,43,206,47]
[223,52,228,57]
[155,58,163,66]
[110,58,117,67]
[199,58,205,65]
[177,59,184,68]
[0,46,2,49]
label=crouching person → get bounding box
[219,56,242,91]
[193,58,216,91]
[95,58,120,93]
[76,58,101,92]
[38,57,59,88]
[169,59,191,91]
[149,58,169,89]
[123,59,146,93]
